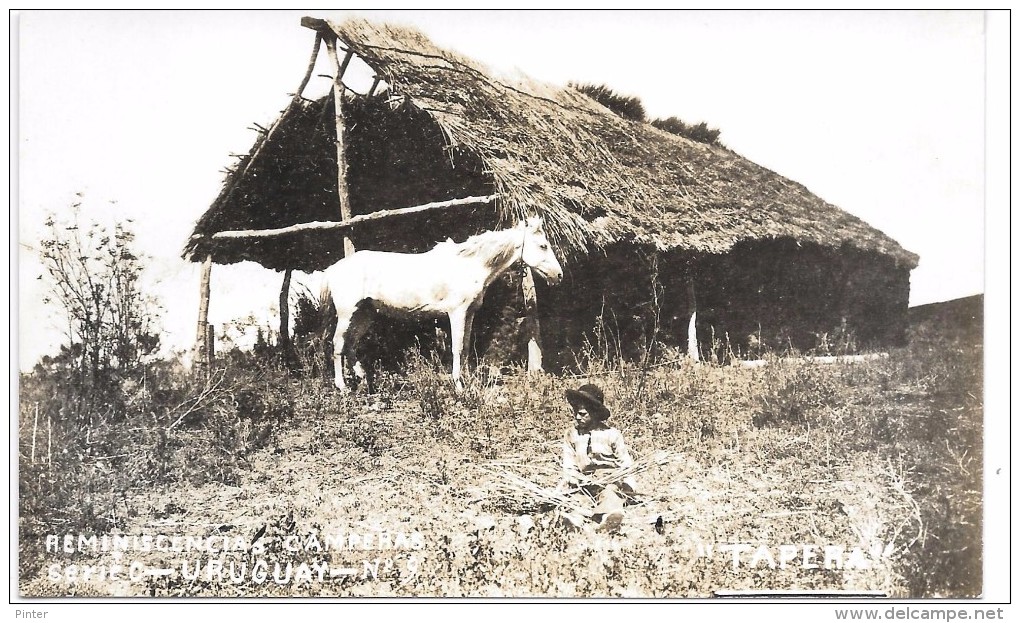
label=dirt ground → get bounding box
[21,374,924,598]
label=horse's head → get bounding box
[519,217,563,285]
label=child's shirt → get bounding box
[561,425,636,490]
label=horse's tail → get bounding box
[321,280,335,310]
[289,272,336,340]
[318,283,337,341]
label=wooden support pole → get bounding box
[338,48,354,82]
[324,37,355,258]
[207,194,499,241]
[206,324,215,366]
[687,279,700,362]
[194,255,213,372]
[280,269,292,353]
[521,267,544,373]
[294,34,323,101]
[368,76,382,96]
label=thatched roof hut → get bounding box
[184,16,917,367]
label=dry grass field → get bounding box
[17,296,982,598]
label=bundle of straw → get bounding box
[474,450,682,517]
[571,450,682,491]
[477,466,592,517]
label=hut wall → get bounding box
[338,236,911,374]
[688,240,911,358]
[535,243,674,371]
[473,239,912,373]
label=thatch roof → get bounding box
[185,16,918,270]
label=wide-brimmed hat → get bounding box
[565,384,610,422]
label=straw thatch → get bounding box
[184,16,917,272]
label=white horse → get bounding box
[323,217,563,392]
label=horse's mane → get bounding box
[431,227,523,269]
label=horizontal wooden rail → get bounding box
[208,194,498,241]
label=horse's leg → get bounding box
[448,307,468,392]
[332,303,356,392]
[345,305,375,393]
[462,306,477,374]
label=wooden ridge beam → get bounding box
[300,16,332,35]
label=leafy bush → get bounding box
[569,82,646,122]
[651,116,722,145]
[36,207,162,424]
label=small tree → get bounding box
[38,204,161,420]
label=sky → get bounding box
[14,10,1000,371]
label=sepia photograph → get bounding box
[12,9,1006,612]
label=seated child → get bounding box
[557,383,636,533]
